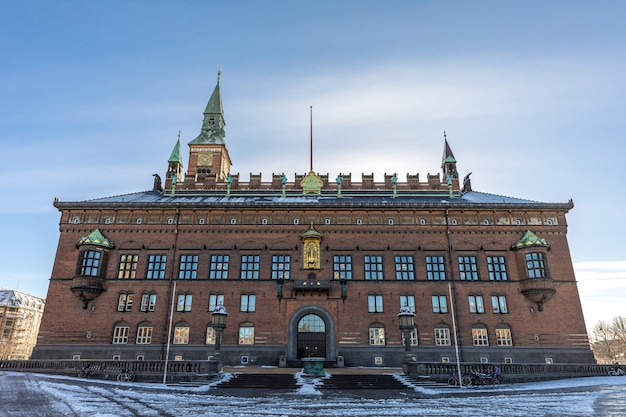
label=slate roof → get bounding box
[53,190,573,211]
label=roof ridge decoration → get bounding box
[511,230,550,250]
[77,229,115,249]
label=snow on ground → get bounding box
[2,371,626,417]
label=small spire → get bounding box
[217,66,221,83]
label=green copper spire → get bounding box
[168,132,183,165]
[189,70,226,145]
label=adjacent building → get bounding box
[32,75,594,367]
[0,290,45,360]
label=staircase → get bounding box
[214,373,298,389]
[320,374,410,390]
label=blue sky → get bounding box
[1,1,625,332]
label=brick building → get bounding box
[32,75,594,367]
[0,290,45,360]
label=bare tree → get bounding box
[591,320,616,363]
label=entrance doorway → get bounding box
[297,313,326,358]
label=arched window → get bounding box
[206,326,216,345]
[239,323,255,345]
[434,324,451,346]
[136,322,153,344]
[112,322,129,344]
[173,322,190,344]
[495,324,513,346]
[369,323,385,345]
[402,325,418,346]
[472,324,489,346]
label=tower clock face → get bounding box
[197,152,213,166]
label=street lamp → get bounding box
[397,305,415,363]
[211,304,228,358]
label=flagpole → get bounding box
[309,106,313,171]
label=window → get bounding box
[112,323,129,344]
[147,254,167,279]
[173,324,189,344]
[117,254,138,279]
[333,255,352,279]
[492,295,508,314]
[426,255,446,280]
[209,294,224,312]
[136,324,153,344]
[432,295,448,313]
[496,326,513,346]
[240,294,256,312]
[487,256,508,281]
[239,325,255,345]
[206,327,216,344]
[458,256,478,280]
[77,250,102,277]
[368,294,384,313]
[178,254,198,279]
[472,326,489,346]
[468,295,485,314]
[176,294,192,312]
[525,252,549,278]
[240,255,260,279]
[140,293,157,312]
[402,328,418,346]
[271,255,290,279]
[364,255,384,280]
[400,295,415,313]
[434,326,451,346]
[395,256,415,280]
[210,255,229,279]
[117,293,133,312]
[369,326,385,345]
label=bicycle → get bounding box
[447,372,472,387]
[116,369,136,382]
[608,367,625,376]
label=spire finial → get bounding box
[177,130,181,141]
[444,130,447,141]
[217,67,221,83]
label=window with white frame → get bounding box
[209,293,224,312]
[240,293,256,312]
[173,324,189,344]
[178,254,198,279]
[112,323,129,344]
[468,295,485,314]
[136,324,153,344]
[117,293,133,312]
[206,326,216,344]
[333,255,352,279]
[240,255,260,279]
[432,295,448,313]
[496,326,513,346]
[487,256,508,280]
[395,255,415,280]
[210,255,229,279]
[117,254,138,279]
[458,256,479,280]
[369,325,385,345]
[492,295,508,314]
[364,255,384,280]
[402,327,418,346]
[368,294,384,313]
[140,293,156,312]
[176,294,192,312]
[239,325,255,345]
[426,255,446,280]
[271,255,290,279]
[399,295,415,313]
[472,326,489,346]
[434,326,451,346]
[146,254,167,279]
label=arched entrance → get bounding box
[297,314,326,358]
[288,306,335,361]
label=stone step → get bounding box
[320,374,409,390]
[214,373,298,389]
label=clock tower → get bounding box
[186,71,232,182]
